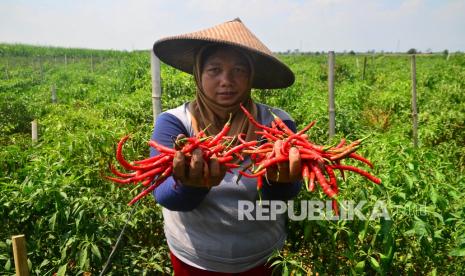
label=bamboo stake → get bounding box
[328,51,336,139]
[51,85,57,103]
[411,55,418,148]
[12,235,30,276]
[5,60,9,79]
[151,51,162,125]
[31,120,38,143]
[362,56,367,80]
[39,57,44,81]
[91,54,94,73]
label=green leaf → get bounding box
[380,252,390,263]
[60,191,68,199]
[79,247,88,270]
[57,264,67,276]
[369,257,381,273]
[403,173,413,189]
[4,259,11,271]
[449,247,465,256]
[91,243,102,260]
[282,265,289,276]
[430,186,438,204]
[49,212,57,231]
[39,259,50,268]
[355,260,365,272]
[153,263,163,272]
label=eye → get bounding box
[234,67,248,75]
[207,67,221,74]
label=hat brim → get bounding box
[153,38,295,89]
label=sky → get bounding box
[0,0,464,52]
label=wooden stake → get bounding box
[5,60,9,79]
[362,56,367,80]
[39,57,44,81]
[411,55,418,148]
[51,85,57,103]
[91,54,94,73]
[151,51,162,125]
[31,120,38,143]
[12,235,30,276]
[328,51,336,139]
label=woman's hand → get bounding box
[172,135,227,188]
[265,140,302,184]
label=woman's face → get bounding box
[201,47,251,107]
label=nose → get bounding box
[219,70,234,86]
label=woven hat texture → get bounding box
[153,18,294,89]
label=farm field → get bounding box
[1,44,465,275]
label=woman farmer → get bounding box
[151,18,302,275]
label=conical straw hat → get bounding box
[153,18,294,89]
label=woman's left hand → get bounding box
[265,140,302,184]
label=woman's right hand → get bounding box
[172,135,227,188]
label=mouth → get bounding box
[217,91,236,95]
[217,91,237,99]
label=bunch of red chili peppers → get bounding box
[105,105,381,207]
[105,115,255,205]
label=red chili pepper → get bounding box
[128,166,173,206]
[299,148,325,162]
[330,164,381,185]
[325,165,338,194]
[348,152,374,168]
[116,135,141,171]
[216,155,234,164]
[240,103,283,136]
[239,169,266,178]
[335,138,346,149]
[181,137,205,154]
[134,155,173,171]
[270,111,295,136]
[329,145,360,161]
[103,175,132,184]
[148,140,176,155]
[109,163,135,178]
[332,199,339,216]
[223,141,258,157]
[311,162,337,198]
[131,166,168,182]
[133,153,166,165]
[302,162,310,190]
[141,177,155,187]
[257,175,264,191]
[295,121,316,136]
[256,131,279,142]
[309,171,315,192]
[207,113,232,147]
[253,155,288,173]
